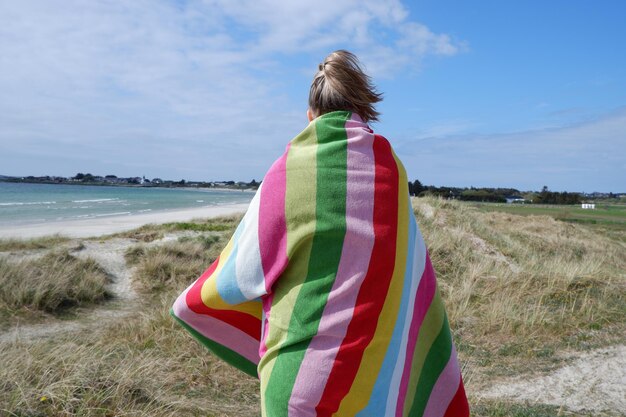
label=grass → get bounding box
[110,215,242,242]
[125,234,225,293]
[471,401,561,417]
[413,198,626,384]
[1,207,624,415]
[1,217,250,416]
[471,400,603,417]
[0,234,71,251]
[0,250,112,326]
[472,202,626,231]
[0,295,259,417]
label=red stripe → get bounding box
[186,257,261,340]
[315,135,399,416]
[443,378,470,417]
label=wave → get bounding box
[71,198,120,203]
[94,211,131,217]
[0,201,57,206]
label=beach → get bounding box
[0,197,624,415]
[0,203,250,239]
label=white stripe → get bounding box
[235,185,267,300]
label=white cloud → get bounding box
[0,0,464,180]
[201,0,463,76]
[398,22,465,56]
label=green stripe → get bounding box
[408,313,453,416]
[170,309,258,378]
[259,122,318,402]
[403,289,446,416]
[264,111,350,415]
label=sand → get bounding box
[481,345,626,413]
[0,203,250,239]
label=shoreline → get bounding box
[0,203,250,239]
[0,180,258,192]
[179,186,257,193]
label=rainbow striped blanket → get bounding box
[170,111,469,416]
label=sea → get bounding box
[0,182,254,227]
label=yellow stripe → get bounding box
[200,228,262,317]
[259,124,319,405]
[334,152,410,416]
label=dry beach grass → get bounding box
[0,249,111,328]
[0,197,624,416]
[412,198,626,415]
[414,198,625,360]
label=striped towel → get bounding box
[170,110,469,416]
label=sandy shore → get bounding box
[0,203,250,239]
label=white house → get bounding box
[506,197,526,204]
[581,203,596,209]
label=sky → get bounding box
[0,0,624,192]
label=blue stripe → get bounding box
[356,198,417,416]
[216,221,248,304]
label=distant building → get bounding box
[581,203,596,209]
[506,196,526,204]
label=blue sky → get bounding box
[0,0,624,192]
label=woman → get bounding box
[171,50,469,417]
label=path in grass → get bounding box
[0,238,139,344]
[481,345,626,415]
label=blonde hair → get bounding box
[308,50,383,123]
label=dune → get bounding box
[0,203,250,239]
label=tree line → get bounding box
[532,186,582,204]
[408,180,583,205]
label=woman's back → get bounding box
[171,51,469,417]
[257,111,466,416]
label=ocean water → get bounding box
[0,182,253,226]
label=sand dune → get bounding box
[0,203,250,239]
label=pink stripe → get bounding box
[288,113,376,416]
[258,144,290,356]
[423,345,461,417]
[173,288,260,364]
[395,255,437,416]
[258,143,289,291]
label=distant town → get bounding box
[0,173,260,190]
[0,173,623,205]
